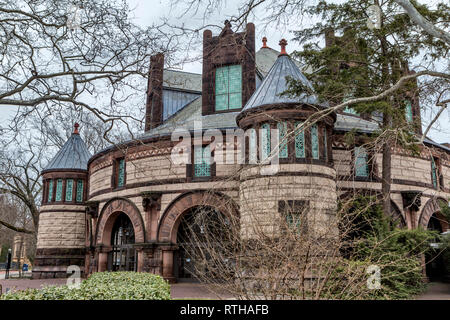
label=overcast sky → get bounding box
[1,0,449,144]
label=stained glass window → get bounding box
[65,179,73,202]
[405,100,413,123]
[261,123,271,161]
[76,180,84,202]
[48,180,53,202]
[215,65,242,111]
[431,158,438,189]
[286,213,302,232]
[355,146,369,178]
[323,127,328,161]
[118,158,125,187]
[277,122,288,158]
[194,145,211,177]
[249,128,257,164]
[295,122,305,158]
[55,179,63,202]
[311,124,319,160]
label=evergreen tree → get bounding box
[289,0,450,215]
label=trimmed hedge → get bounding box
[1,272,171,300]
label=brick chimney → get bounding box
[145,53,164,131]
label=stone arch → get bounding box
[95,197,146,246]
[419,197,448,230]
[157,191,239,243]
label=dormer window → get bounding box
[215,65,242,111]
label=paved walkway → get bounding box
[1,276,448,299]
[416,282,450,300]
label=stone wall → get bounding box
[239,164,337,239]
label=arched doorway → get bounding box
[107,213,137,272]
[174,205,230,282]
[425,212,446,281]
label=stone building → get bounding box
[33,22,450,281]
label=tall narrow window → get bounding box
[117,158,125,187]
[355,146,369,178]
[323,127,328,161]
[249,128,257,164]
[55,179,63,202]
[311,124,319,160]
[194,145,211,177]
[48,180,54,202]
[405,100,413,123]
[295,122,305,158]
[65,179,74,202]
[215,65,242,111]
[431,157,439,189]
[76,180,84,202]
[261,123,271,161]
[277,122,288,158]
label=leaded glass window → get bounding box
[295,122,305,158]
[118,158,125,187]
[323,127,328,161]
[48,180,53,202]
[65,179,74,202]
[261,123,271,161]
[277,122,288,158]
[431,158,438,189]
[355,146,369,178]
[55,179,63,202]
[405,100,413,123]
[76,180,84,202]
[311,124,319,160]
[194,145,211,177]
[249,128,257,164]
[215,65,242,111]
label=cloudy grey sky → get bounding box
[1,0,449,144]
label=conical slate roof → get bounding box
[43,124,92,172]
[242,52,322,111]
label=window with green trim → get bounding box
[76,180,84,202]
[261,123,271,161]
[65,179,74,202]
[249,128,257,164]
[117,158,125,187]
[311,124,319,160]
[431,157,438,189]
[215,65,242,111]
[355,146,369,178]
[194,145,211,177]
[405,100,413,123]
[55,179,63,202]
[48,180,53,202]
[295,122,305,158]
[277,122,288,158]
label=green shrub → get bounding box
[1,272,171,300]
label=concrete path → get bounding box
[416,282,450,300]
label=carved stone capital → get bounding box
[85,201,100,218]
[141,191,162,211]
